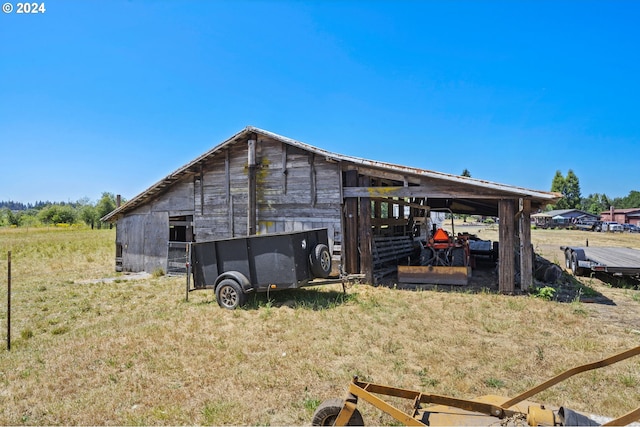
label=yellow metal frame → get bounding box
[330,345,640,426]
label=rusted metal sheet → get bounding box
[397,265,471,286]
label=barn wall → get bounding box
[193,137,342,250]
[116,137,343,273]
[116,214,145,272]
[117,180,194,272]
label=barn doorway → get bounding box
[168,215,194,275]
[169,215,194,242]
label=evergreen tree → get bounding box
[550,170,568,210]
[550,170,581,210]
[564,169,581,209]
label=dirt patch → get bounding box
[75,271,152,284]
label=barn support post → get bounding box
[343,170,359,274]
[519,198,533,291]
[247,138,257,235]
[499,199,516,294]
[359,176,373,284]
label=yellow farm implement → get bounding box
[312,345,640,426]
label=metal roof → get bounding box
[531,209,596,218]
[102,126,561,221]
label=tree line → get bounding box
[550,169,640,214]
[459,168,638,215]
[0,192,122,228]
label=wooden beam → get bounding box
[519,198,533,291]
[369,197,427,210]
[499,199,516,294]
[247,138,257,235]
[343,170,359,274]
[343,186,511,199]
[397,265,470,286]
[359,176,373,284]
[310,153,317,207]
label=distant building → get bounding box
[532,209,599,228]
[600,208,640,226]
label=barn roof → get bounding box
[102,126,561,221]
[531,209,597,219]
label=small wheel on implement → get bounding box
[451,247,466,266]
[312,398,364,426]
[215,279,246,310]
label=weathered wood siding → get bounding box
[117,180,193,272]
[194,137,342,250]
[117,137,342,273]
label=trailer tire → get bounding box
[312,398,364,426]
[215,279,246,310]
[571,253,587,277]
[565,250,572,270]
[310,244,332,278]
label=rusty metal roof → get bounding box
[102,126,561,221]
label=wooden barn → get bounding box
[102,126,560,293]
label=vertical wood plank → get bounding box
[359,176,373,284]
[282,142,288,194]
[226,149,232,235]
[343,170,359,274]
[199,166,204,215]
[310,153,316,207]
[499,199,515,294]
[519,198,533,291]
[247,138,257,235]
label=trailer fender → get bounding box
[570,249,588,276]
[215,271,253,294]
[571,248,586,261]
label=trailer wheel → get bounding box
[312,398,364,426]
[310,244,332,278]
[571,253,586,277]
[215,279,246,310]
[565,250,572,270]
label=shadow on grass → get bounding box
[243,287,357,311]
[190,286,357,311]
[377,255,619,306]
[592,272,640,290]
[554,273,615,305]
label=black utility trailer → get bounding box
[562,245,640,278]
[188,228,332,309]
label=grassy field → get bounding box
[0,226,639,425]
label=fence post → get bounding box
[7,251,11,351]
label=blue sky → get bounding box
[1,0,639,204]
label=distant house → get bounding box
[600,208,640,226]
[532,209,599,228]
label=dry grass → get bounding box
[0,226,639,425]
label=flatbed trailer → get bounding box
[561,245,640,278]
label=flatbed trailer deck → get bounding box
[561,246,640,277]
